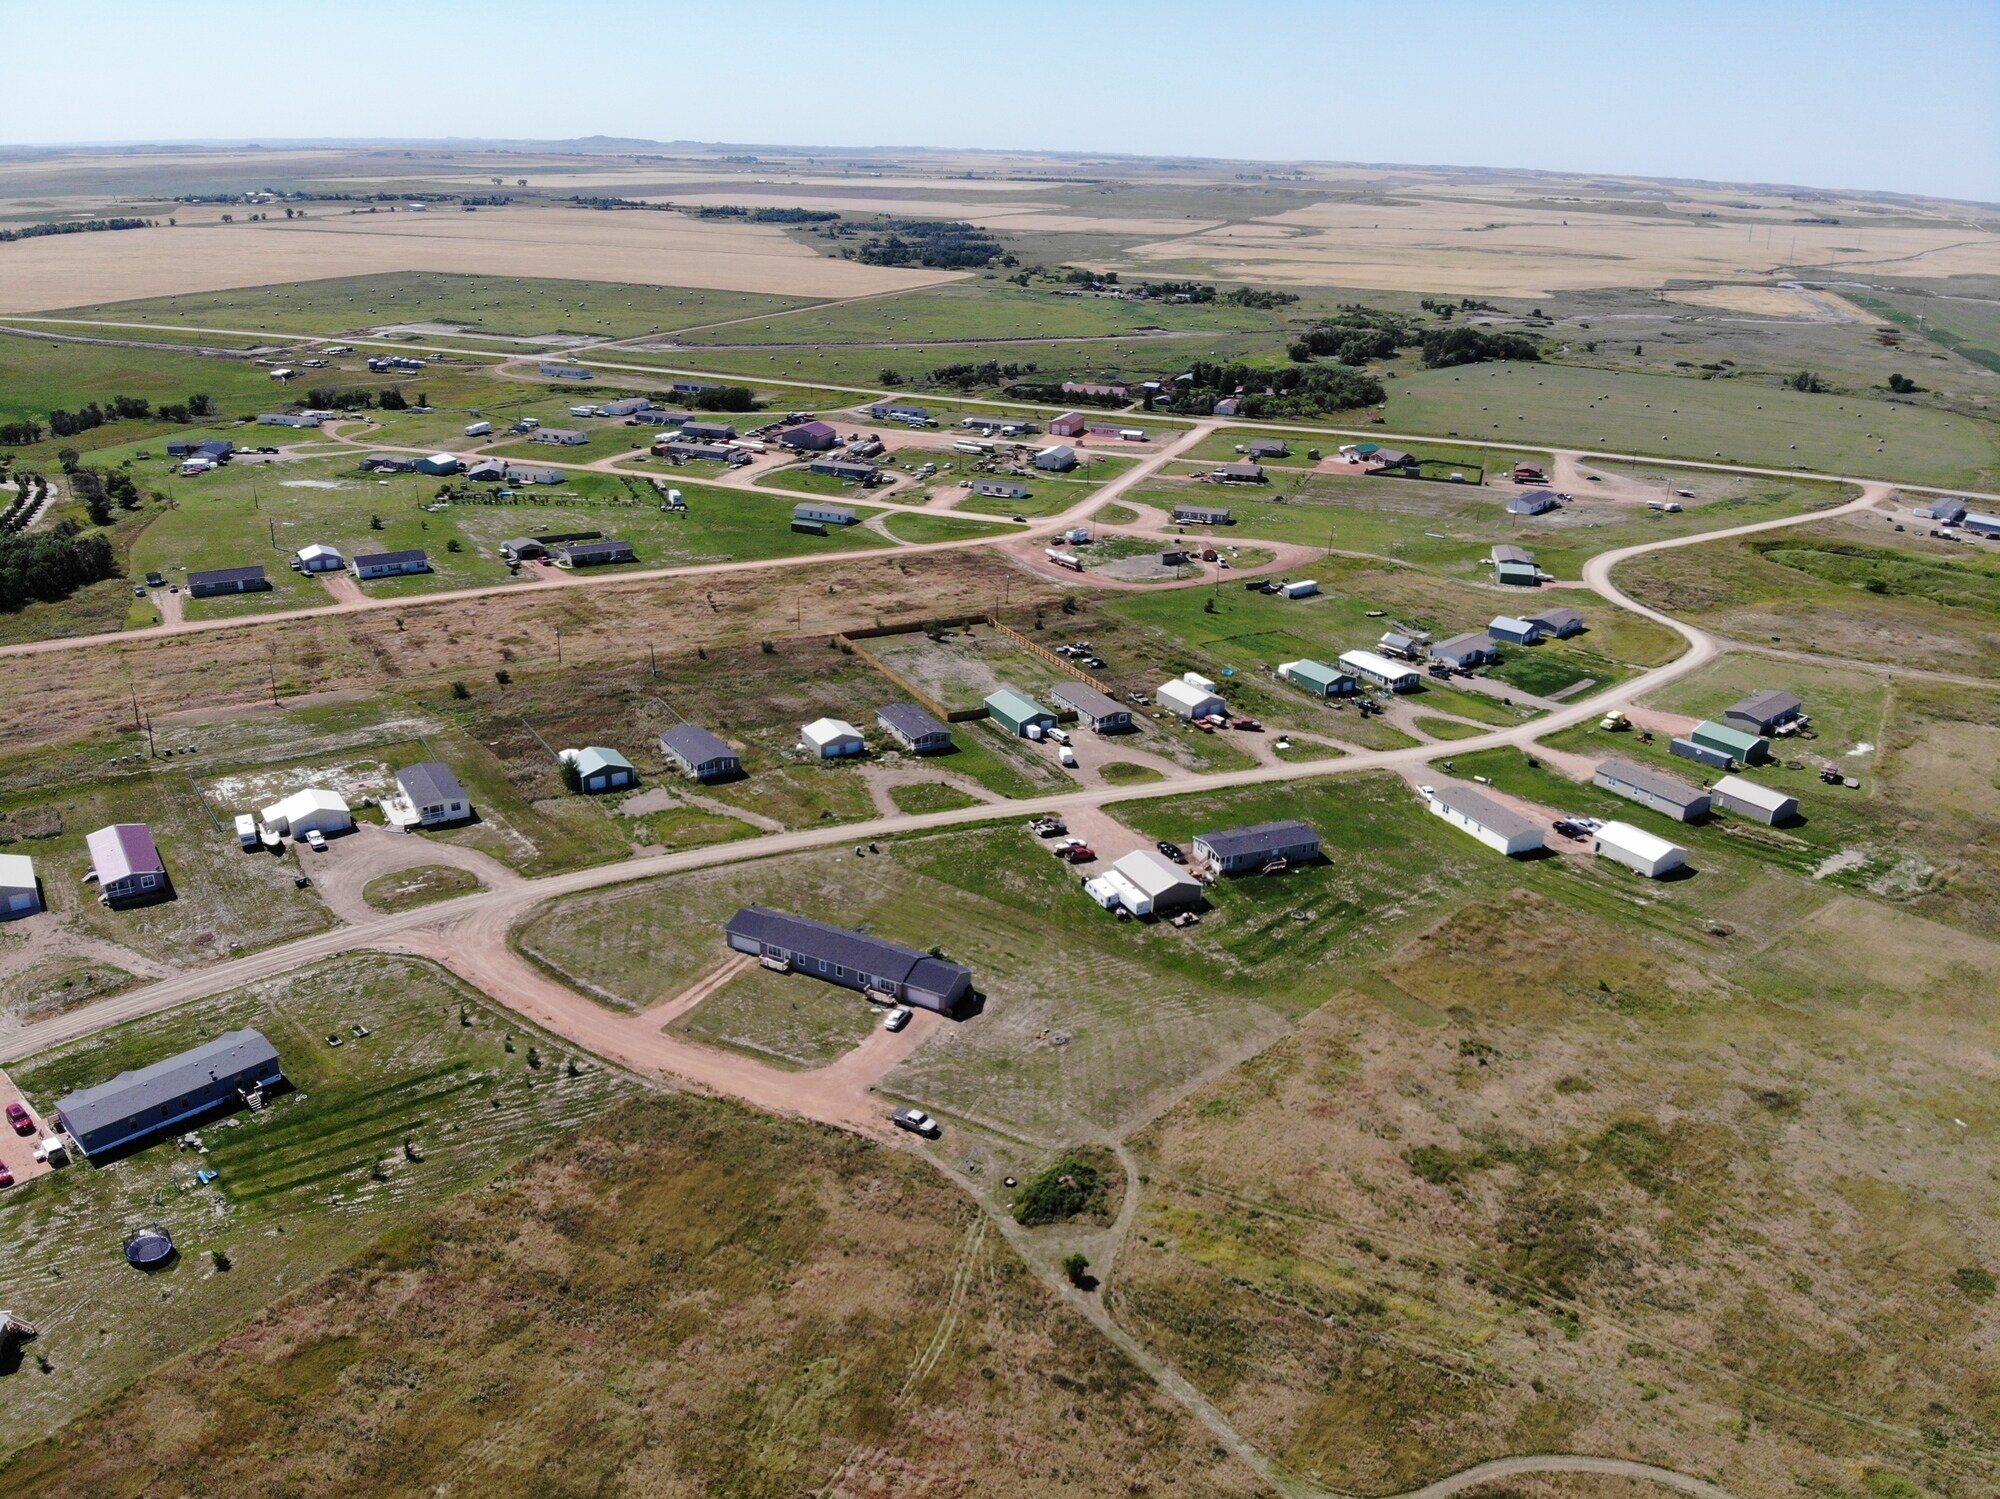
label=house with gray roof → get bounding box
[187,565,270,598]
[875,704,954,755]
[1192,819,1321,874]
[1431,632,1500,669]
[1051,681,1132,733]
[725,906,973,1013]
[659,724,741,781]
[1723,690,1804,736]
[1594,758,1710,822]
[1525,605,1585,638]
[54,1028,283,1158]
[393,762,470,826]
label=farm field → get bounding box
[1380,360,2000,487]
[0,1091,1258,1499]
[0,953,637,1456]
[57,271,818,341]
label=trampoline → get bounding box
[124,1228,175,1269]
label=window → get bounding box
[834,965,846,979]
[140,874,157,889]
[818,959,828,973]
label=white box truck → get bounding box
[464,421,492,437]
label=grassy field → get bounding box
[1381,359,2000,487]
[359,862,482,911]
[879,510,1013,544]
[0,1091,1261,1499]
[56,271,818,341]
[670,964,882,1069]
[0,953,637,1457]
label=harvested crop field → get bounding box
[1,207,963,314]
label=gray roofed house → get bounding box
[875,703,954,754]
[466,458,509,482]
[393,762,470,826]
[1212,461,1266,483]
[1431,632,1499,668]
[1246,438,1290,459]
[1173,503,1234,524]
[1594,758,1711,821]
[1426,783,1545,856]
[809,459,881,485]
[1923,497,1968,525]
[678,420,736,442]
[1723,690,1804,736]
[1525,605,1584,637]
[187,564,270,597]
[360,453,416,472]
[54,1028,283,1158]
[659,724,742,781]
[725,906,973,1013]
[1192,819,1322,874]
[1050,680,1132,732]
[554,538,636,567]
[351,548,430,580]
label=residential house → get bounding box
[187,565,269,598]
[875,704,954,755]
[390,762,471,827]
[1722,690,1804,736]
[1492,544,1539,586]
[553,538,636,567]
[1193,820,1322,874]
[1430,632,1500,669]
[1051,681,1132,732]
[793,502,859,527]
[531,428,589,446]
[724,906,972,1013]
[1211,461,1266,484]
[1172,503,1233,525]
[1424,784,1545,856]
[659,724,742,782]
[972,479,1031,500]
[54,1029,284,1159]
[360,453,416,473]
[1525,606,1584,638]
[351,549,430,580]
[807,460,880,485]
[86,823,169,906]
[1338,650,1421,691]
[1246,438,1289,460]
[1594,758,1710,821]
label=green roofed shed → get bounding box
[985,689,1056,736]
[1690,720,1771,764]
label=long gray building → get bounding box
[725,906,973,1013]
[1593,758,1711,822]
[53,1029,283,1158]
[1192,819,1322,874]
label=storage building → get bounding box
[1488,615,1544,645]
[1155,678,1225,720]
[1711,774,1799,825]
[793,502,859,527]
[391,762,471,827]
[1193,820,1321,874]
[352,548,430,580]
[972,479,1032,500]
[1722,690,1804,736]
[808,460,880,485]
[259,788,352,838]
[85,823,168,906]
[293,543,344,573]
[724,906,972,1013]
[1492,544,1539,586]
[1920,497,1968,525]
[1593,758,1710,821]
[187,565,270,598]
[779,420,839,451]
[54,1029,283,1159]
[1379,631,1426,659]
[1049,412,1088,437]
[1424,784,1545,856]
[679,420,736,442]
[1338,650,1421,692]
[1966,512,2000,538]
[985,689,1057,736]
[1173,503,1233,525]
[1690,719,1771,765]
[1670,736,1733,771]
[1525,606,1585,638]
[566,746,636,793]
[0,852,40,919]
[802,718,866,758]
[1593,821,1688,879]
[1034,444,1079,472]
[876,704,953,754]
[659,724,742,782]
[1051,681,1132,732]
[1431,632,1499,669]
[1278,658,1356,697]
[414,453,463,476]
[1103,850,1202,916]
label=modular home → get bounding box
[352,549,430,580]
[553,538,636,567]
[1212,462,1266,484]
[1722,690,1804,737]
[86,823,169,906]
[1525,606,1584,638]
[985,689,1057,736]
[725,906,972,1013]
[565,746,636,793]
[875,704,954,754]
[794,502,860,527]
[1173,503,1233,525]
[1425,784,1545,856]
[679,421,736,442]
[1339,650,1421,691]
[532,428,590,446]
[360,453,416,473]
[808,460,880,485]
[1593,821,1688,879]
[1193,820,1321,874]
[1594,758,1710,821]
[1431,632,1499,669]
[972,479,1032,500]
[1051,681,1132,733]
[659,724,742,782]
[54,1029,283,1158]
[187,565,270,598]
[390,762,471,827]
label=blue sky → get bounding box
[10,0,1997,202]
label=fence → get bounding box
[986,617,1115,697]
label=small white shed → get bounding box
[0,852,41,918]
[293,543,345,574]
[260,788,353,838]
[802,717,865,758]
[1593,821,1688,879]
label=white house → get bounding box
[259,788,353,839]
[802,717,865,758]
[0,852,41,918]
[1423,784,1544,856]
[1157,678,1225,719]
[388,762,472,828]
[1338,650,1421,692]
[1593,821,1688,879]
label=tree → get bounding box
[878,368,904,386]
[378,385,408,411]
[187,394,214,417]
[1061,1253,1091,1288]
[1787,370,1827,393]
[1887,372,1922,394]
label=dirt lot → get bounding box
[3,207,961,314]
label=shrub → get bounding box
[450,681,470,700]
[1061,1252,1091,1288]
[1012,1154,1105,1225]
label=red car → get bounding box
[1058,844,1097,864]
[0,1166,14,1188]
[5,1101,32,1135]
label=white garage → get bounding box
[1157,678,1225,720]
[259,788,354,838]
[1592,821,1687,879]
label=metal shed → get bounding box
[1690,720,1771,765]
[1710,774,1799,825]
[566,746,636,793]
[1593,821,1688,879]
[0,852,40,918]
[802,718,866,758]
[985,689,1056,736]
[1278,659,1357,697]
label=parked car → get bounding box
[1552,819,1587,840]
[5,1101,32,1134]
[1230,717,1262,732]
[1058,843,1096,864]
[304,829,328,853]
[891,1106,940,1137]
[0,1165,14,1188]
[883,1006,912,1033]
[1029,816,1067,838]
[1156,840,1186,864]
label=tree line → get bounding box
[0,217,151,243]
[5,391,217,444]
[1157,361,1384,418]
[0,523,118,611]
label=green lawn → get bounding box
[880,510,1013,544]
[0,953,637,1454]
[752,465,888,499]
[670,965,881,1070]
[1381,360,2000,488]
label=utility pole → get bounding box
[269,517,277,549]
[648,643,657,677]
[555,627,563,664]
[129,680,142,733]
[143,710,156,758]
